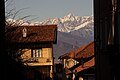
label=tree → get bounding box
[4,0,38,80]
[5,0,38,58]
[5,0,38,26]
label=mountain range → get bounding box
[6,13,94,63]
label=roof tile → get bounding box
[6,25,57,44]
[59,41,94,59]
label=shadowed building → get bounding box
[6,25,57,80]
[94,0,120,80]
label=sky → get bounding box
[6,0,93,22]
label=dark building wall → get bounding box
[114,0,120,79]
[94,0,120,80]
[0,0,6,80]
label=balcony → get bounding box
[23,57,53,66]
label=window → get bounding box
[32,49,42,57]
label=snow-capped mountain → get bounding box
[31,13,93,33]
[6,13,94,63]
[35,13,94,62]
[6,13,93,34]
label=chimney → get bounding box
[22,27,27,37]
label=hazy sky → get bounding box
[6,0,93,22]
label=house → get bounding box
[6,25,57,80]
[59,43,87,69]
[59,41,95,80]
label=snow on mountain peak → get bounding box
[6,13,93,33]
[66,13,74,18]
[6,13,94,63]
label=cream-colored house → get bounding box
[6,25,57,80]
[62,58,79,69]
[59,42,94,80]
[58,44,86,70]
[20,48,53,66]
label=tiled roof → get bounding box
[65,42,94,74]
[6,25,57,44]
[59,44,87,59]
[75,41,94,59]
[58,40,94,74]
[59,41,94,59]
[66,57,95,74]
[72,57,95,73]
[68,55,94,71]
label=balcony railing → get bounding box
[26,57,52,63]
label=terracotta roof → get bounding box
[6,25,57,44]
[59,41,94,59]
[66,57,95,74]
[75,41,94,59]
[72,57,95,72]
[62,42,94,74]
[59,44,87,59]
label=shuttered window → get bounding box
[32,49,42,57]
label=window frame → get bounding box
[32,49,42,58]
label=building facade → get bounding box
[6,25,57,80]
